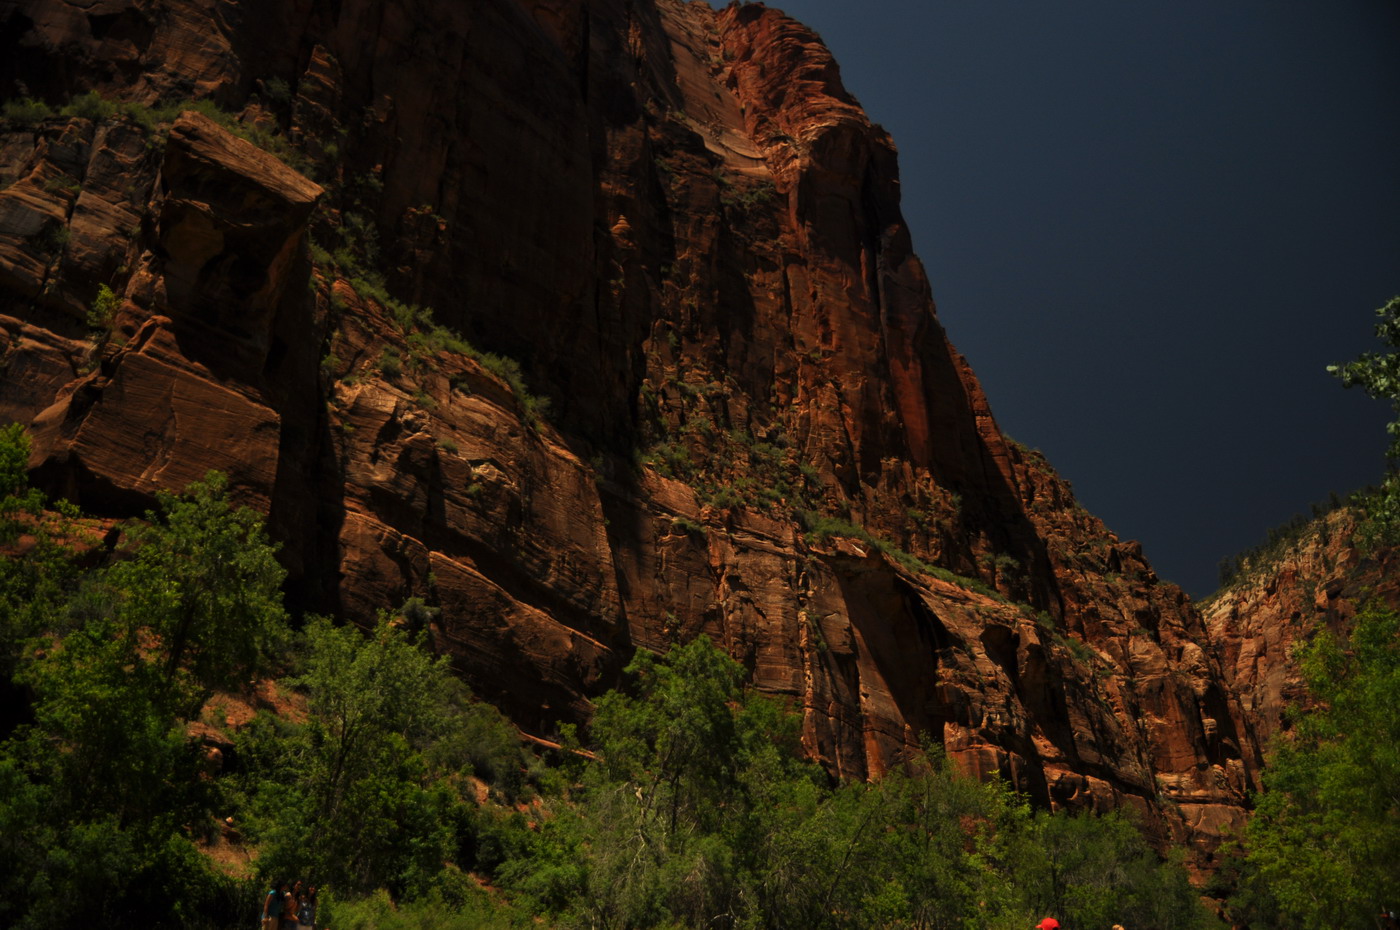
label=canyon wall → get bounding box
[1202,508,1399,748]
[0,0,1262,869]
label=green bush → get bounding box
[1,98,53,124]
[42,176,81,196]
[720,180,778,211]
[379,348,402,379]
[86,285,121,332]
[670,515,706,537]
[263,76,292,105]
[322,886,527,930]
[30,222,70,255]
[61,92,117,121]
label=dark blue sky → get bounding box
[721,1,1400,596]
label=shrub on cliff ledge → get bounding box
[86,284,121,333]
[0,97,53,124]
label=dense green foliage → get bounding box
[488,636,1210,930]
[0,424,1213,928]
[0,424,528,927]
[0,423,77,681]
[237,616,520,899]
[0,436,284,927]
[1229,603,1400,929]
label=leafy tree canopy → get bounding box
[0,448,292,929]
[1234,603,1400,929]
[1328,295,1400,542]
[502,635,1215,930]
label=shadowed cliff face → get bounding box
[0,0,1261,871]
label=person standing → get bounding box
[282,880,302,930]
[297,885,318,930]
[260,882,286,930]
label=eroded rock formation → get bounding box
[1202,509,1399,748]
[0,0,1264,871]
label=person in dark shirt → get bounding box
[260,881,286,929]
[297,885,319,929]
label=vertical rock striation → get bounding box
[0,0,1266,871]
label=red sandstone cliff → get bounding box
[0,0,1259,870]
[1202,508,1399,749]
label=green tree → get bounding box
[1000,807,1210,930]
[1236,602,1400,929]
[498,636,816,927]
[107,472,289,712]
[0,423,84,682]
[14,471,290,820]
[563,635,753,928]
[846,754,1021,930]
[244,616,496,897]
[1328,295,1400,542]
[0,469,287,928]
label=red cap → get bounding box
[1037,920,1060,930]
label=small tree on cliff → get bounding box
[106,472,289,712]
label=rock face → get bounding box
[1202,509,1399,749]
[0,0,1260,870]
[26,110,322,522]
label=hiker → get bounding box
[297,885,318,930]
[260,881,286,930]
[282,880,302,930]
[1036,919,1059,930]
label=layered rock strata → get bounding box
[0,0,1259,869]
